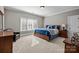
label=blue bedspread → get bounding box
[34,28,58,40]
[35,28,50,36]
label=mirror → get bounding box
[0,15,2,30]
[0,11,3,31]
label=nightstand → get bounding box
[59,30,68,38]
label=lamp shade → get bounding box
[61,24,65,27]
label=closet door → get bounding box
[67,15,79,39]
[67,16,74,39]
[75,15,79,32]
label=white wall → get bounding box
[5,9,44,32]
[44,9,79,27]
[4,9,44,36]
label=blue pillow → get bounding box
[52,25,55,29]
[49,26,52,29]
[46,25,52,29]
[46,25,49,28]
[46,25,60,29]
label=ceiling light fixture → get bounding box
[40,6,45,9]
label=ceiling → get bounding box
[5,6,79,17]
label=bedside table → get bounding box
[59,30,68,38]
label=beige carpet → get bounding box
[50,37,65,48]
[13,35,65,53]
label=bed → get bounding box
[34,25,61,41]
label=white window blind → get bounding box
[20,18,38,31]
[20,18,27,31]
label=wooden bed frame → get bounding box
[34,33,49,41]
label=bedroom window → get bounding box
[20,18,27,31]
[27,19,38,30]
[20,18,38,31]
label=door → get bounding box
[67,16,74,39]
[75,15,79,32]
[67,15,79,39]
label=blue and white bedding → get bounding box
[48,29,59,35]
[35,28,58,35]
[34,25,60,40]
[35,28,59,40]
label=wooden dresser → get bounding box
[0,31,13,53]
